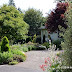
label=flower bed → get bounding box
[40,56,62,72]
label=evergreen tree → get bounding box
[18,7,22,13]
[61,1,72,66]
[24,8,45,36]
[9,0,15,7]
[1,36,10,52]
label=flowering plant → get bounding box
[40,56,62,72]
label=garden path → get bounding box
[15,50,60,71]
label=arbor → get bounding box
[24,8,45,36]
[0,5,29,42]
[8,0,15,7]
[45,2,68,32]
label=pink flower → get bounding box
[44,64,47,67]
[47,57,50,61]
[49,63,51,66]
[43,68,45,71]
[45,60,48,64]
[40,65,44,69]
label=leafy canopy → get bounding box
[8,0,15,7]
[45,2,68,32]
[24,8,45,36]
[0,5,29,41]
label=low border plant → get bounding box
[40,56,62,72]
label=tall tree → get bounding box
[55,0,65,2]
[18,7,22,13]
[61,1,72,67]
[0,5,29,42]
[8,0,15,7]
[23,8,45,36]
[45,2,68,32]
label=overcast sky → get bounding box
[0,0,57,17]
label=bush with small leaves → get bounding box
[42,42,50,49]
[13,54,25,62]
[53,39,63,50]
[0,50,26,65]
[1,36,10,52]
[9,61,18,65]
[32,34,37,43]
[0,52,13,64]
[26,36,32,43]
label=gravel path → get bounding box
[0,65,42,72]
[0,50,62,72]
[15,50,59,71]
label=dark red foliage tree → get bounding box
[45,2,69,32]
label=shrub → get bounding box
[53,39,63,50]
[62,69,72,72]
[10,44,28,52]
[13,54,25,62]
[11,49,26,57]
[11,50,26,62]
[9,61,18,65]
[10,44,22,51]
[26,42,46,50]
[22,47,28,52]
[0,42,1,52]
[40,56,62,72]
[26,36,32,43]
[42,42,49,49]
[7,57,13,63]
[33,44,46,50]
[0,42,1,46]
[0,50,26,65]
[32,35,41,43]
[0,46,1,52]
[36,35,41,44]
[27,45,35,51]
[0,52,13,64]
[25,42,36,50]
[1,36,10,52]
[13,39,25,44]
[32,34,37,43]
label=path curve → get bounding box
[15,50,59,71]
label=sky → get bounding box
[0,0,57,17]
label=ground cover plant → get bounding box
[53,39,63,50]
[42,42,50,49]
[11,42,46,52]
[0,50,26,65]
[0,36,26,65]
